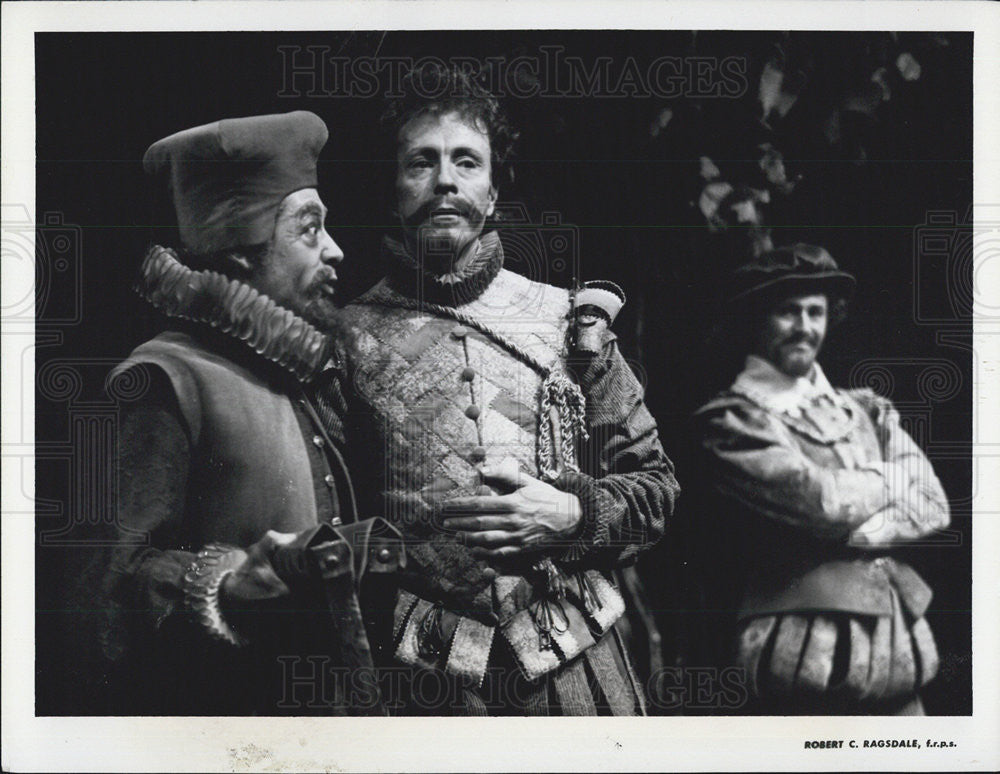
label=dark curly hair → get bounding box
[379,62,519,189]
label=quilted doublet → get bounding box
[335,269,636,676]
[341,270,573,503]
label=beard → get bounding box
[292,269,347,336]
[297,297,344,336]
[772,334,821,377]
[399,198,489,274]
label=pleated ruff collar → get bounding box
[134,245,332,383]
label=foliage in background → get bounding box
[646,31,956,261]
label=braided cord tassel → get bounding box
[537,371,589,481]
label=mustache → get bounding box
[310,266,338,290]
[781,332,820,347]
[402,198,477,227]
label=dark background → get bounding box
[34,31,972,714]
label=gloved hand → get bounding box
[218,530,299,622]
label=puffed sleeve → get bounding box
[847,391,951,547]
[695,395,896,540]
[554,339,679,567]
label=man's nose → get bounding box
[321,230,344,264]
[434,162,458,194]
[793,310,816,335]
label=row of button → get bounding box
[453,325,485,463]
[299,400,341,525]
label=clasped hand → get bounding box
[440,459,583,559]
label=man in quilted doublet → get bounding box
[693,244,951,714]
[327,65,679,715]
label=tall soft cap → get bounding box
[143,111,328,255]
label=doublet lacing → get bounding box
[369,290,590,479]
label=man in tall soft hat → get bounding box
[693,244,950,715]
[101,111,402,715]
[323,64,679,715]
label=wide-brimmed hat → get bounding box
[144,111,328,255]
[727,243,856,306]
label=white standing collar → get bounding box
[730,354,836,415]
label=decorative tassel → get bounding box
[417,602,445,659]
[575,571,602,614]
[364,273,598,654]
[363,284,590,483]
[537,371,589,481]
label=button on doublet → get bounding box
[312,434,325,449]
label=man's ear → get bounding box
[486,185,498,218]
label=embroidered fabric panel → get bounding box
[343,271,572,507]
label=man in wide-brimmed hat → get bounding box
[693,244,950,715]
[101,111,402,715]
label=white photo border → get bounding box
[3,1,998,771]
